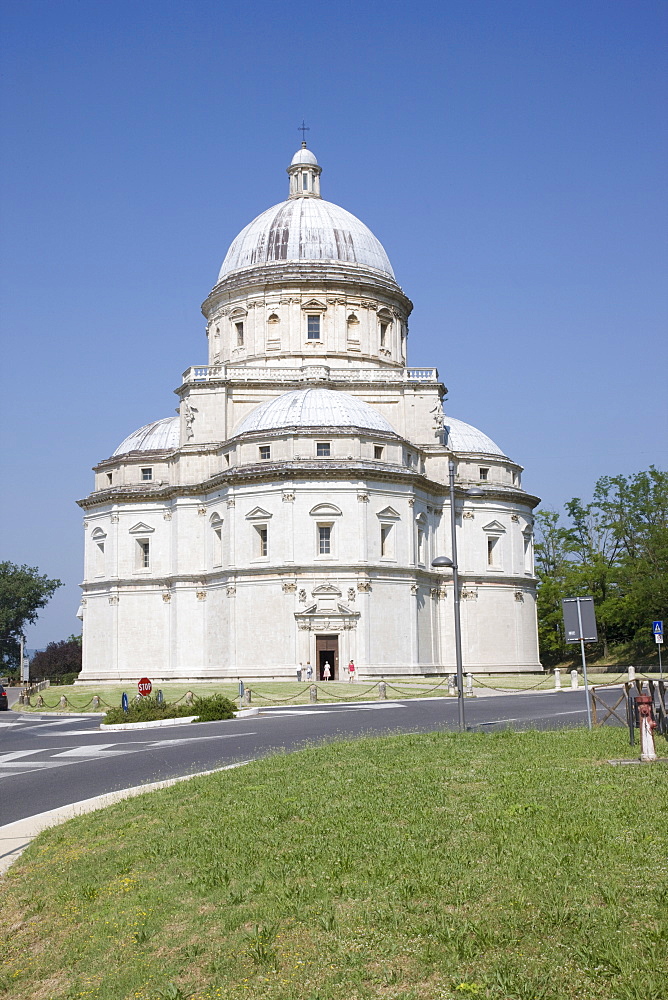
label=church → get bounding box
[77,141,541,681]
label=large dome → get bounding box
[233,388,396,436]
[443,416,506,457]
[113,416,179,456]
[218,198,395,281]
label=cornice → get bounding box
[78,465,540,510]
[202,260,413,315]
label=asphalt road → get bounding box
[0,689,599,828]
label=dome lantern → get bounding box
[287,142,322,199]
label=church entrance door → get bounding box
[316,634,338,681]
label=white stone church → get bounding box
[77,142,541,681]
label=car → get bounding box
[0,685,8,711]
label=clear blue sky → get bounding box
[1,0,666,650]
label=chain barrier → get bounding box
[384,677,450,697]
[248,685,314,704]
[313,682,381,702]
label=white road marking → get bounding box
[266,704,403,716]
[52,744,120,758]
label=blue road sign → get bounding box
[653,621,664,635]
[122,692,129,712]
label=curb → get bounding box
[100,715,199,731]
[100,707,259,731]
[0,760,254,877]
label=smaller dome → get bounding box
[113,416,179,456]
[291,145,318,166]
[444,416,507,457]
[234,388,396,436]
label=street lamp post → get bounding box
[432,459,484,731]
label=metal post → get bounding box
[658,642,663,680]
[576,599,592,730]
[448,460,465,732]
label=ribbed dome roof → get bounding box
[218,198,395,281]
[234,388,396,436]
[444,416,506,457]
[113,416,179,456]
[291,146,318,165]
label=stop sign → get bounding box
[138,677,152,697]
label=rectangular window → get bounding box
[255,525,268,558]
[380,524,394,557]
[137,539,150,569]
[302,172,309,191]
[523,535,533,574]
[94,541,105,577]
[405,452,413,467]
[479,467,489,481]
[259,445,271,461]
[307,314,320,339]
[380,322,388,346]
[417,529,424,565]
[318,525,331,555]
[141,468,153,481]
[316,442,330,457]
[487,537,497,567]
[235,321,244,346]
[374,445,384,460]
[212,523,223,567]
[106,472,113,485]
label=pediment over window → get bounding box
[301,298,327,312]
[229,306,247,320]
[129,522,155,535]
[482,520,506,533]
[91,527,107,540]
[376,506,400,520]
[245,507,272,520]
[309,503,342,517]
[415,511,428,524]
[377,307,393,322]
[312,583,342,596]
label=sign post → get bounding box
[653,621,663,679]
[562,597,598,730]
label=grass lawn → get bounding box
[14,670,659,714]
[1,729,667,1000]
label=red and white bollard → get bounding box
[635,694,657,762]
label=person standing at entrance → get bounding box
[306,662,313,682]
[348,659,356,683]
[297,663,302,682]
[323,660,331,681]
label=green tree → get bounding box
[30,636,82,681]
[534,468,668,664]
[0,562,63,667]
[534,509,571,662]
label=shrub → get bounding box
[103,692,237,725]
[192,693,237,722]
[103,695,197,726]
